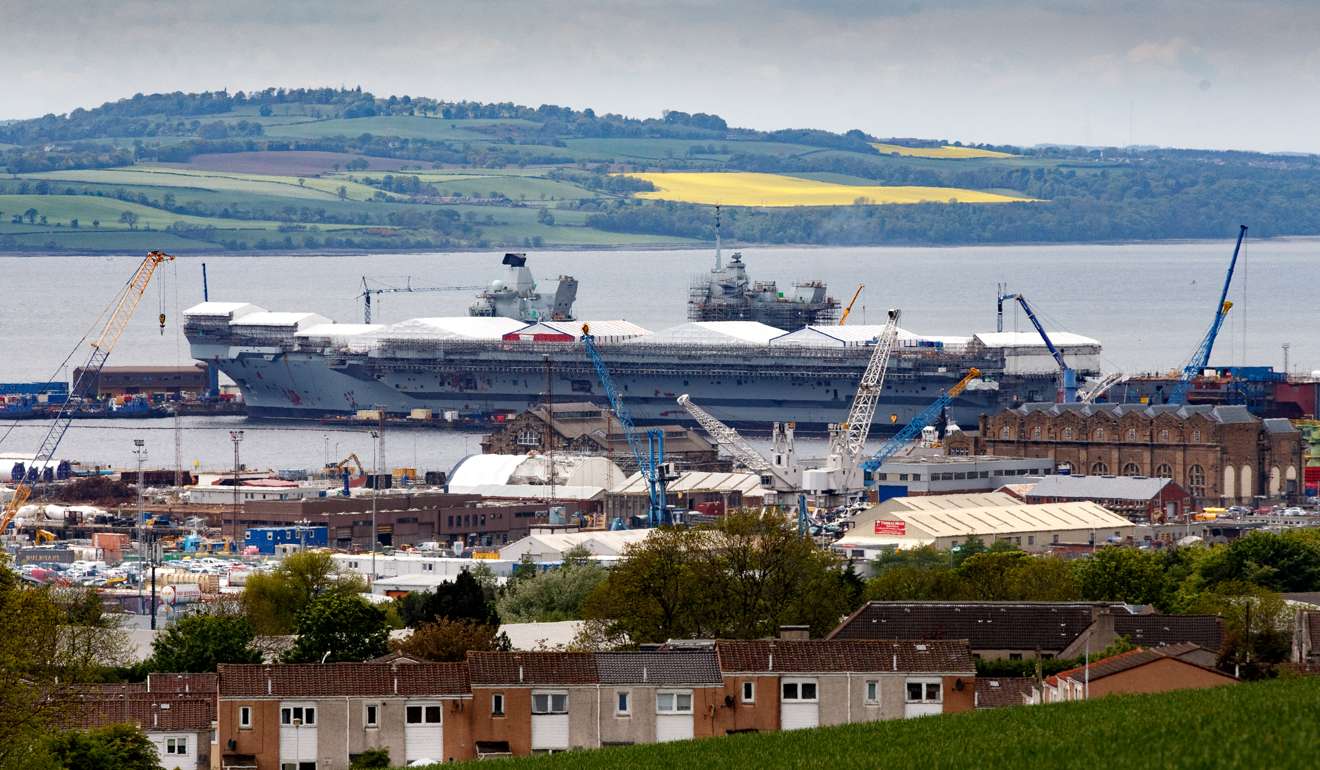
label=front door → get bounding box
[404,702,444,764]
[278,702,317,769]
[780,678,819,730]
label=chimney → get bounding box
[779,625,810,641]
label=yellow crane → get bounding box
[1,251,175,536]
[838,284,864,325]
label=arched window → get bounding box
[1094,428,1106,441]
[1187,464,1206,497]
[1000,426,1011,439]
[1122,462,1141,476]
[1032,426,1042,440]
[1091,462,1109,475]
[1159,429,1169,442]
[1156,463,1173,478]
[1126,428,1137,441]
[1062,427,1074,440]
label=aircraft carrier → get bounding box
[183,254,1102,432]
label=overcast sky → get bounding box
[5,0,1320,152]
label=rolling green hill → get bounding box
[421,677,1319,770]
[2,87,1319,253]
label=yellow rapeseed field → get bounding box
[871,143,1018,159]
[624,172,1033,207]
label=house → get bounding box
[974,677,1034,709]
[465,652,600,756]
[60,673,217,770]
[711,639,975,726]
[829,602,1224,663]
[595,650,726,745]
[1036,645,1237,703]
[1294,609,1320,667]
[1024,474,1191,523]
[216,661,472,768]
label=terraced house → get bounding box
[214,638,975,767]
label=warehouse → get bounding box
[1024,474,1191,523]
[836,499,1135,559]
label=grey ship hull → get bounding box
[207,343,1053,432]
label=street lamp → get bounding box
[229,430,244,550]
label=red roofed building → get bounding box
[1037,645,1236,703]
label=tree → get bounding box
[284,593,389,663]
[243,551,366,635]
[24,207,37,224]
[1195,530,1320,594]
[1188,582,1292,679]
[349,748,391,769]
[91,219,100,228]
[497,545,607,622]
[337,185,348,200]
[148,613,262,672]
[46,724,159,770]
[395,570,497,628]
[536,207,555,226]
[392,618,509,661]
[117,211,138,229]
[1075,546,1174,607]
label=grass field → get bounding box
[262,115,539,141]
[431,677,1320,770]
[872,143,1018,159]
[625,171,1035,206]
[21,167,391,202]
[165,151,422,175]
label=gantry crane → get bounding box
[358,276,484,323]
[1168,225,1248,405]
[582,325,675,527]
[997,288,1077,403]
[1,251,175,535]
[861,367,982,485]
[804,309,902,494]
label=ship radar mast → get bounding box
[714,204,722,271]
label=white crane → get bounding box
[677,394,800,491]
[1079,372,1128,404]
[803,308,902,494]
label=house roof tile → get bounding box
[58,690,215,732]
[1048,645,1235,686]
[218,663,469,697]
[714,639,973,674]
[974,677,1033,708]
[467,652,599,686]
[828,601,1098,651]
[595,650,723,685]
[1113,615,1223,650]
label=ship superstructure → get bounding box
[468,253,578,322]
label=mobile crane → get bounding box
[1,251,175,536]
[1168,225,1248,405]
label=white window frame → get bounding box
[864,679,880,705]
[165,736,188,755]
[405,702,443,725]
[280,704,316,726]
[238,705,252,729]
[364,703,379,728]
[491,693,505,717]
[781,678,819,703]
[615,690,631,716]
[655,690,693,715]
[531,690,568,715]
[741,680,755,704]
[905,678,943,704]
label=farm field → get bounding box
[624,171,1035,206]
[563,137,826,161]
[164,151,422,175]
[19,167,391,202]
[0,195,338,232]
[872,142,1018,159]
[262,115,539,141]
[439,677,1320,770]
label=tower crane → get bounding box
[358,276,484,323]
[677,394,811,534]
[582,324,674,527]
[1167,225,1248,405]
[804,308,902,494]
[997,289,1076,403]
[2,251,175,536]
[860,367,982,486]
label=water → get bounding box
[1,239,1315,470]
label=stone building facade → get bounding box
[947,403,1303,505]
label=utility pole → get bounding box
[545,354,555,507]
[1282,343,1290,376]
[133,439,153,628]
[371,411,383,586]
[229,430,244,550]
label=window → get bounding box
[531,692,568,714]
[741,681,755,703]
[406,704,443,724]
[1000,426,1011,439]
[1062,427,1073,440]
[781,680,818,702]
[1031,426,1042,440]
[1091,462,1109,475]
[616,691,631,716]
[1094,428,1105,441]
[165,737,187,755]
[1188,464,1206,498]
[1009,653,1023,661]
[905,681,942,704]
[1159,429,1169,442]
[364,704,379,728]
[281,764,317,770]
[491,693,505,717]
[1156,463,1173,478]
[1027,535,1035,546]
[1122,463,1141,477]
[656,691,693,714]
[1126,428,1137,441]
[239,706,252,729]
[1191,430,1202,443]
[517,429,541,446]
[864,680,880,705]
[280,705,315,726]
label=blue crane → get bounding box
[581,325,670,527]
[861,369,981,486]
[1168,225,1248,405]
[997,289,1076,403]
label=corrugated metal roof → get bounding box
[295,323,384,339]
[628,321,784,346]
[877,492,1020,513]
[183,301,264,319]
[230,311,330,329]
[381,316,526,340]
[974,331,1100,348]
[613,470,768,496]
[1027,474,1176,501]
[881,501,1133,538]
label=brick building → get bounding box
[1023,474,1192,522]
[480,402,720,471]
[61,673,217,770]
[948,403,1303,505]
[72,363,209,399]
[1037,645,1237,703]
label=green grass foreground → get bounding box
[422,677,1320,770]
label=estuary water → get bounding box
[1,238,1316,471]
